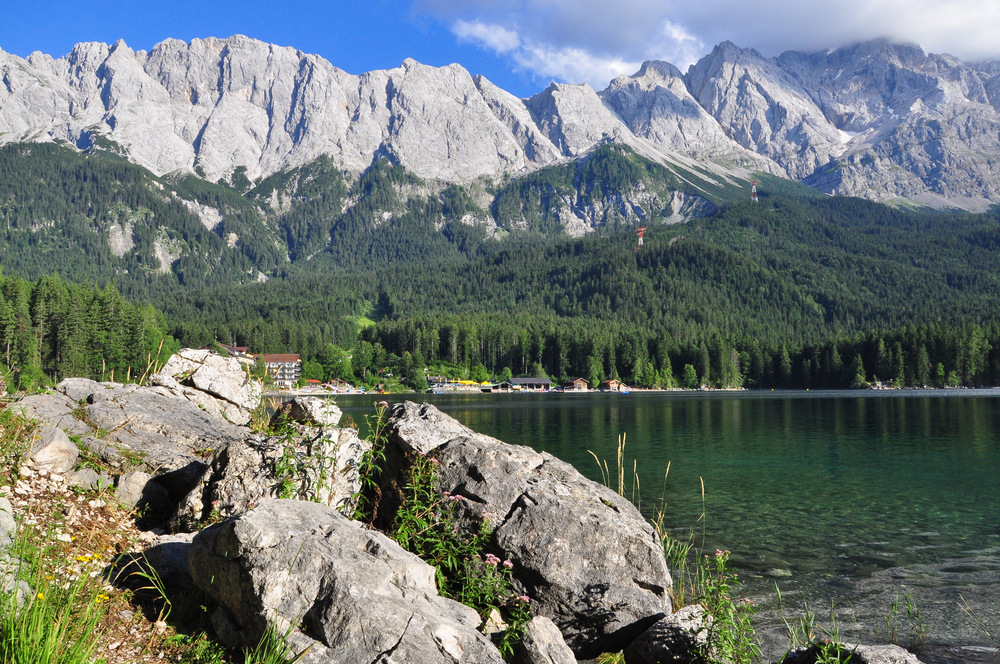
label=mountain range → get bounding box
[3,35,1000,212]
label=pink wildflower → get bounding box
[503,560,514,569]
[517,595,530,603]
[378,400,389,408]
[484,553,501,567]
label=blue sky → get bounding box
[3,1,999,98]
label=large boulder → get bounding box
[386,401,672,659]
[79,385,245,498]
[172,426,370,531]
[188,500,505,664]
[149,348,262,426]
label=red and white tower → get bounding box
[636,227,647,250]
[750,179,759,203]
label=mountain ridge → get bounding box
[3,35,1000,210]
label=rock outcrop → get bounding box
[188,499,505,663]
[149,348,262,425]
[386,401,671,659]
[172,422,369,531]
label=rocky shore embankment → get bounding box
[4,349,925,663]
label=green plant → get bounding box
[163,633,228,664]
[241,621,312,664]
[904,593,926,652]
[352,400,390,522]
[0,408,33,482]
[0,524,110,664]
[274,441,299,500]
[696,549,761,664]
[776,587,856,663]
[389,452,530,652]
[878,594,899,644]
[120,551,174,623]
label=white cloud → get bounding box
[418,0,1000,90]
[452,19,520,54]
[513,42,641,90]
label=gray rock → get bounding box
[65,467,101,490]
[781,642,923,664]
[623,605,708,664]
[115,469,169,511]
[275,396,342,428]
[188,500,504,664]
[0,497,16,552]
[511,615,578,664]
[602,61,777,172]
[172,426,370,531]
[387,401,671,659]
[81,383,246,496]
[28,425,79,473]
[56,377,110,402]
[141,533,196,590]
[9,392,89,435]
[151,348,261,425]
[115,470,151,508]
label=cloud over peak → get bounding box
[419,0,1000,91]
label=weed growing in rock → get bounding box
[273,441,299,500]
[352,400,389,522]
[389,452,530,654]
[697,549,761,664]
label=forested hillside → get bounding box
[0,273,178,389]
[2,141,1000,392]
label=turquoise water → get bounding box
[334,390,1000,659]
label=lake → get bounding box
[332,389,1000,662]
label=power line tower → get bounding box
[636,227,647,250]
[750,179,759,203]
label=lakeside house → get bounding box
[598,379,622,392]
[257,353,302,388]
[509,377,553,391]
[564,378,589,391]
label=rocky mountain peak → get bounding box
[4,35,1000,209]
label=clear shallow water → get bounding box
[335,390,1000,660]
